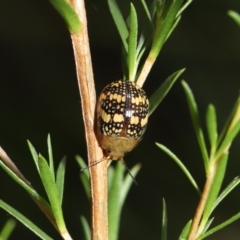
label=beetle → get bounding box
[96,79,149,160]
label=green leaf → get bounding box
[0,200,53,240]
[155,0,168,23]
[38,155,66,233]
[212,177,240,212]
[228,10,240,27]
[161,198,167,240]
[47,134,55,181]
[128,3,138,81]
[149,68,185,116]
[200,153,228,231]
[181,81,209,171]
[27,140,39,174]
[56,157,66,206]
[202,217,214,235]
[108,162,140,240]
[156,143,200,195]
[0,160,50,209]
[179,220,192,240]
[198,212,240,239]
[76,155,90,199]
[150,0,184,60]
[108,0,128,52]
[0,219,16,240]
[215,118,240,160]
[177,0,193,16]
[108,162,124,240]
[165,15,181,42]
[140,0,153,26]
[108,165,114,190]
[136,34,146,60]
[149,0,157,20]
[217,96,240,146]
[80,216,91,240]
[48,0,81,34]
[135,34,151,74]
[206,104,218,156]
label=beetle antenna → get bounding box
[80,158,138,185]
[122,160,138,186]
[80,158,108,171]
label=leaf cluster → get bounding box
[157,81,240,239]
[108,0,191,84]
[0,135,68,240]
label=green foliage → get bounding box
[107,0,128,52]
[128,4,138,81]
[149,69,185,116]
[48,0,81,33]
[156,143,200,195]
[1,1,240,240]
[0,200,53,240]
[200,153,228,229]
[77,159,141,240]
[161,199,167,240]
[38,155,66,233]
[108,163,141,240]
[198,212,240,239]
[76,155,90,199]
[0,135,70,239]
[80,215,91,240]
[181,80,209,170]
[56,157,66,206]
[108,0,188,83]
[179,220,192,240]
[157,81,240,239]
[0,219,16,240]
[228,10,240,27]
[150,0,184,60]
[0,160,50,209]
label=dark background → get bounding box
[1,0,240,239]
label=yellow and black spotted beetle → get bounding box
[96,79,149,160]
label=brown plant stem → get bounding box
[69,1,108,240]
[136,57,155,87]
[187,164,216,240]
[187,98,240,239]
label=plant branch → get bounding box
[0,147,58,233]
[136,57,154,87]
[187,164,216,240]
[0,147,30,184]
[69,0,108,239]
[187,150,231,239]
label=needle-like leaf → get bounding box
[38,155,66,233]
[80,216,91,240]
[0,219,16,240]
[228,10,240,27]
[156,143,200,195]
[0,200,53,240]
[161,198,167,240]
[108,0,128,52]
[48,0,81,34]
[206,104,218,156]
[182,81,209,171]
[56,157,66,206]
[128,3,138,81]
[149,69,185,115]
